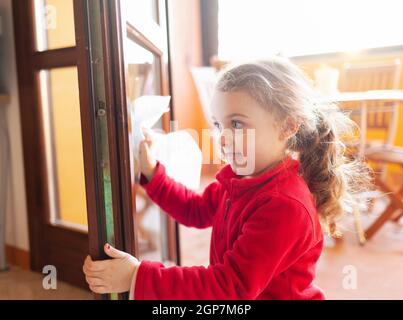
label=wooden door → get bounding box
[12,0,102,290]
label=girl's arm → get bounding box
[131,195,319,299]
[138,161,221,229]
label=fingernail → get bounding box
[106,244,110,249]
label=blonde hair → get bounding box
[216,57,372,237]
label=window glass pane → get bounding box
[218,0,403,59]
[123,39,170,262]
[38,67,87,231]
[33,0,76,51]
[121,0,159,25]
[121,0,166,51]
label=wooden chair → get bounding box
[364,148,403,240]
[338,59,402,242]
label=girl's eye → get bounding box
[213,121,223,132]
[231,120,243,129]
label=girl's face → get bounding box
[210,90,289,176]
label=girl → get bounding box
[83,57,370,299]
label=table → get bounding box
[325,90,403,103]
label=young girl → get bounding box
[83,57,370,299]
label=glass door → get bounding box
[120,0,178,264]
[85,0,179,299]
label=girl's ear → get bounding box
[280,117,300,141]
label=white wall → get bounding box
[0,0,29,251]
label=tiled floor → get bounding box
[179,200,403,300]
[0,266,92,300]
[316,213,403,299]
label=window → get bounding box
[218,0,403,60]
[38,67,88,231]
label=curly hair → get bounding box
[215,57,372,237]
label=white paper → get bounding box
[130,95,171,158]
[129,95,202,189]
[152,131,202,190]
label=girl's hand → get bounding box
[139,127,157,181]
[83,244,140,294]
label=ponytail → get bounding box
[293,105,372,237]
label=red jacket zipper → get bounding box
[224,198,230,220]
[220,198,231,238]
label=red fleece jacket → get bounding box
[131,156,325,300]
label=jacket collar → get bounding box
[215,156,300,196]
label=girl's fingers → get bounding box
[84,255,91,266]
[139,140,153,162]
[83,255,107,272]
[104,243,127,259]
[83,256,92,275]
[83,263,104,275]
[141,127,151,138]
[85,275,104,287]
[141,127,154,146]
[89,285,109,294]
[139,140,148,153]
[90,261,106,272]
[83,264,104,277]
